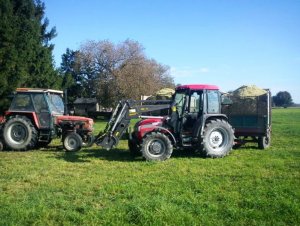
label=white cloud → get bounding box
[200,67,210,73]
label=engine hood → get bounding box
[55,115,94,131]
[55,115,93,122]
[137,118,164,127]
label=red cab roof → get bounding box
[176,84,219,91]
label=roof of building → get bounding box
[74,98,97,104]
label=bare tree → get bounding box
[77,39,175,107]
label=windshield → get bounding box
[47,93,64,115]
[174,92,186,116]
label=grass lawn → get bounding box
[0,108,299,225]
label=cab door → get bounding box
[32,93,51,129]
[182,91,203,133]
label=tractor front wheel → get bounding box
[3,116,38,151]
[141,132,173,161]
[63,132,83,152]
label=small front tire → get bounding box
[63,132,82,152]
[141,132,173,161]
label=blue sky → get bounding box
[44,0,300,103]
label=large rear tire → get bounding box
[201,119,234,158]
[141,132,173,161]
[3,116,38,151]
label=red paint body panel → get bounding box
[176,84,219,91]
[55,115,93,122]
[4,111,40,128]
[138,118,163,127]
[136,118,164,140]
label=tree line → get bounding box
[0,0,174,112]
[60,40,174,107]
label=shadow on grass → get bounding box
[54,151,92,163]
[52,146,205,163]
[84,148,142,162]
[53,147,140,163]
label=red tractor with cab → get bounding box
[95,84,235,160]
[0,88,94,151]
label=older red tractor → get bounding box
[0,88,94,151]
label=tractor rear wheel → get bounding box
[63,132,82,152]
[141,132,173,161]
[3,116,38,151]
[201,119,234,158]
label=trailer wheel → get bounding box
[63,132,82,152]
[258,131,271,149]
[141,132,173,161]
[201,119,234,158]
[3,116,38,151]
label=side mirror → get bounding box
[221,96,233,105]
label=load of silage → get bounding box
[145,88,175,115]
[232,85,267,97]
[222,85,268,115]
[147,88,175,101]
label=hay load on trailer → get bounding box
[222,85,271,149]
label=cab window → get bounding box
[207,90,220,113]
[32,94,48,113]
[10,93,34,111]
[189,91,202,113]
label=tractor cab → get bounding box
[8,88,64,129]
[170,85,225,146]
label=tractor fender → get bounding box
[141,125,176,145]
[200,114,229,136]
[4,112,40,128]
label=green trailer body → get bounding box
[222,90,271,149]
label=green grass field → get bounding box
[0,108,299,225]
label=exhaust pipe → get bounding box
[64,89,68,115]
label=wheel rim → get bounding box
[66,137,78,150]
[208,128,228,152]
[146,139,166,157]
[7,123,28,145]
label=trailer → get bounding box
[222,90,271,149]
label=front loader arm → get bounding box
[95,99,171,150]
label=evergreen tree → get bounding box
[60,48,84,103]
[0,0,58,112]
